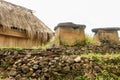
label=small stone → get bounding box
[74,56,81,62]
[94,66,100,72]
[18,77,29,80]
[27,63,31,66]
[13,64,17,68]
[15,74,21,79]
[26,54,31,58]
[84,58,89,63]
[42,68,48,73]
[58,62,62,66]
[66,58,74,64]
[32,73,36,77]
[36,70,41,74]
[48,62,53,65]
[54,57,59,60]
[21,65,30,73]
[4,77,15,80]
[51,60,56,63]
[33,64,39,70]
[30,68,34,71]
[9,70,17,76]
[26,71,33,77]
[63,66,70,72]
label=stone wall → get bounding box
[0,47,120,80]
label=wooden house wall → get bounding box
[0,28,52,48]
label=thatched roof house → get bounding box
[0,0,53,48]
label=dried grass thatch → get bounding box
[0,0,53,48]
[0,0,53,40]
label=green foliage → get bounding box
[0,75,4,80]
[14,47,23,50]
[61,42,69,47]
[0,75,3,78]
[0,46,23,50]
[29,77,33,80]
[1,64,7,68]
[74,39,85,46]
[96,76,116,80]
[85,34,93,43]
[76,75,89,80]
[80,53,120,58]
[38,37,55,49]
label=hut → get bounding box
[54,22,86,46]
[0,0,53,48]
[92,27,120,43]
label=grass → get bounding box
[0,46,23,50]
[37,37,55,49]
[85,34,93,43]
[80,53,120,58]
[80,53,119,57]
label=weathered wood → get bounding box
[0,28,27,38]
[0,35,40,48]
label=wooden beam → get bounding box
[0,29,28,38]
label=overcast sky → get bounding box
[5,0,120,35]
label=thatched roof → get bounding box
[0,0,53,39]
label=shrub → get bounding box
[85,34,93,43]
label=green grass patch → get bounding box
[80,53,120,58]
[0,46,23,50]
[85,34,93,43]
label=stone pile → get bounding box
[0,49,120,80]
[48,42,120,55]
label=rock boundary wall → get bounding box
[0,49,120,80]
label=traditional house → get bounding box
[92,27,120,43]
[0,0,53,48]
[54,22,86,46]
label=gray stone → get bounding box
[33,64,39,70]
[21,65,30,73]
[74,56,81,62]
[9,70,17,76]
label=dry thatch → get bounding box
[0,0,53,48]
[0,0,53,40]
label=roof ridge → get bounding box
[0,0,32,12]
